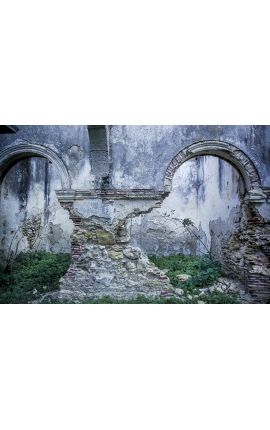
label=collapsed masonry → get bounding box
[221,200,270,303]
[57,192,174,301]
[55,190,270,303]
[55,141,270,303]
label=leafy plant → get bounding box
[0,252,71,304]
[148,253,239,304]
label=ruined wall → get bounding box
[58,199,172,301]
[0,125,269,302]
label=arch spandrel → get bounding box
[0,141,71,190]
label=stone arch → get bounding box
[0,140,71,190]
[164,141,265,201]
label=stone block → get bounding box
[177,274,191,282]
[174,288,184,296]
[126,261,136,269]
[123,249,140,260]
[108,250,123,260]
[96,230,115,245]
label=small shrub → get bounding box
[0,252,71,304]
[148,253,239,304]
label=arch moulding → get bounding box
[0,141,71,190]
[164,141,266,202]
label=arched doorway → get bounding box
[128,154,245,256]
[0,142,73,265]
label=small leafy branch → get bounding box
[180,218,212,257]
[161,211,212,257]
[159,213,241,288]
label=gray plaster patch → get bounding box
[74,199,115,221]
[48,223,64,245]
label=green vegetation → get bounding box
[40,295,186,304]
[148,253,240,304]
[0,252,71,304]
[0,251,239,304]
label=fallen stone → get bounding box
[216,283,227,291]
[174,288,184,296]
[177,274,191,282]
[199,288,209,293]
[218,277,230,286]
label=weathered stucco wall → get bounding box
[0,157,73,264]
[128,156,245,256]
[110,125,270,189]
[0,126,94,189]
